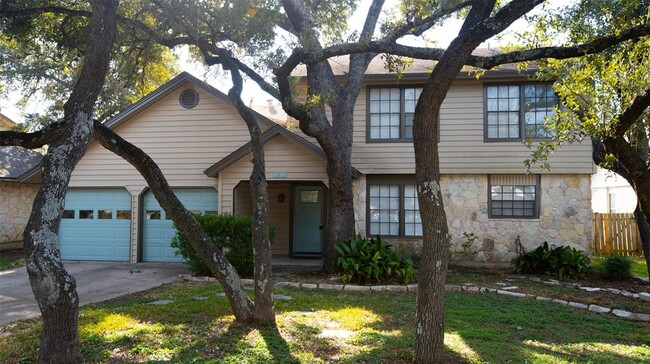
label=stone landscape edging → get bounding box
[178,274,650,323]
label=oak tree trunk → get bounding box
[22,1,118,362]
[321,116,355,273]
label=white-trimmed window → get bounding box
[368,86,423,141]
[489,175,540,218]
[485,84,557,140]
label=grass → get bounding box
[591,255,649,279]
[0,250,25,271]
[1,282,649,363]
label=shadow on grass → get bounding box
[5,281,650,363]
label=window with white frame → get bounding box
[489,175,540,218]
[485,84,557,140]
[368,86,423,141]
[368,179,422,236]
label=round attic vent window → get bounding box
[179,89,199,109]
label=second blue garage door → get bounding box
[142,188,218,262]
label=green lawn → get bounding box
[1,282,648,363]
[591,255,649,279]
[0,251,25,271]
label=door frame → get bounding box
[289,181,328,257]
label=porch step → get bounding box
[272,257,323,272]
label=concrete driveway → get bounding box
[0,261,189,325]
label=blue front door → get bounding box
[292,185,324,254]
[142,188,218,262]
[59,189,132,261]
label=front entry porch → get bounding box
[233,181,327,257]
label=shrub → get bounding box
[171,214,274,277]
[512,242,590,280]
[335,235,414,284]
[598,255,633,280]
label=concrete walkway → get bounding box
[0,261,189,325]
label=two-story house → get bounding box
[16,61,593,264]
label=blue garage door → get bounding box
[59,189,132,261]
[143,188,218,262]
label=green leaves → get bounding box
[335,235,414,284]
[512,241,591,280]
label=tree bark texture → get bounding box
[224,63,275,324]
[93,123,257,321]
[21,1,118,362]
[411,0,546,361]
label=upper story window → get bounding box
[368,86,423,141]
[485,84,557,140]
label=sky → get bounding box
[0,0,564,123]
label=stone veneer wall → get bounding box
[0,182,38,250]
[351,174,593,263]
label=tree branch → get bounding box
[613,86,650,137]
[387,1,474,41]
[0,121,66,149]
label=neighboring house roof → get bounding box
[204,124,361,178]
[0,112,16,131]
[0,146,43,182]
[292,51,536,81]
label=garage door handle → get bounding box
[319,224,323,230]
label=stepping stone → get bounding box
[639,292,650,302]
[191,296,208,301]
[344,285,371,292]
[536,296,552,302]
[606,288,621,294]
[445,284,462,292]
[497,290,526,298]
[215,292,226,297]
[501,286,519,291]
[552,299,568,305]
[631,313,650,322]
[568,302,589,310]
[273,294,292,301]
[496,282,507,286]
[319,329,353,339]
[588,305,611,314]
[149,299,173,305]
[612,309,633,318]
[319,284,343,290]
[579,287,601,292]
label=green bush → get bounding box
[598,255,633,280]
[512,242,590,280]
[335,235,414,284]
[171,214,274,277]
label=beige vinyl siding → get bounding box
[69,84,261,190]
[352,80,593,174]
[234,182,291,255]
[220,135,329,214]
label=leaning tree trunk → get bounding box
[93,123,255,321]
[22,1,118,362]
[224,66,275,324]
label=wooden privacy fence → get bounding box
[593,213,642,255]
